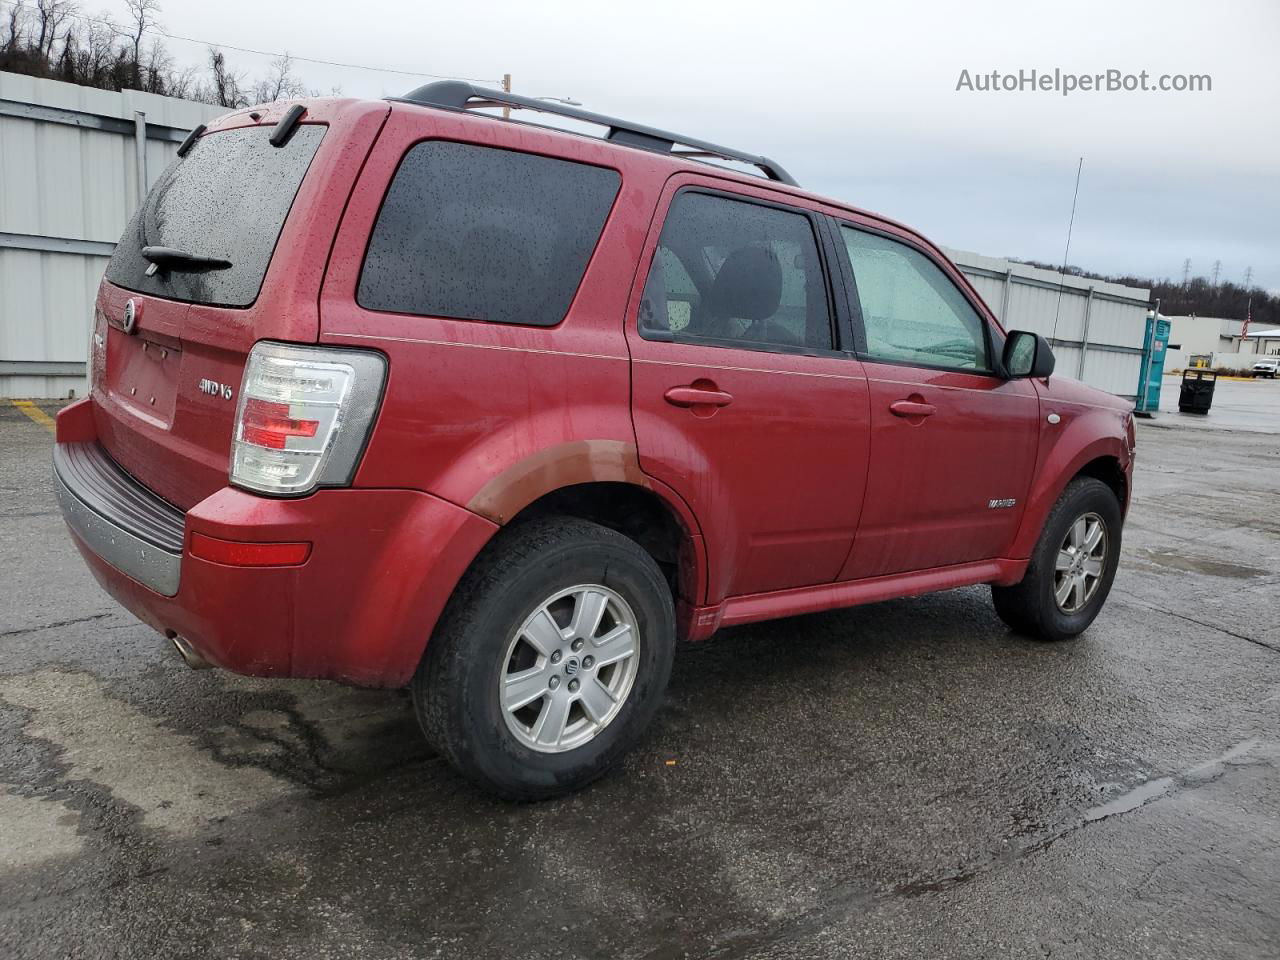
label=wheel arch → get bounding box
[1073,455,1129,515]
[1009,433,1131,560]
[462,440,708,620]
[506,481,703,608]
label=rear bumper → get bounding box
[53,440,184,596]
[53,399,499,687]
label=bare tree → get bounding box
[34,0,73,60]
[141,38,174,93]
[252,52,312,103]
[166,63,198,100]
[3,1,27,55]
[0,8,327,111]
[205,47,247,108]
[68,18,116,87]
[123,0,160,88]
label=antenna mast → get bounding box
[1050,157,1085,344]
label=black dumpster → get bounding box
[1178,369,1217,414]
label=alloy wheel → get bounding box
[500,584,640,753]
[1054,512,1108,613]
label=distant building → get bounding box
[1167,317,1244,363]
[1242,328,1280,356]
[1162,316,1280,371]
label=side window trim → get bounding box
[638,185,844,359]
[830,217,1000,376]
[817,214,864,355]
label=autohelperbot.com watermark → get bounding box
[955,68,1211,96]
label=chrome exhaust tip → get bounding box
[171,634,213,670]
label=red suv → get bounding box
[54,83,1135,799]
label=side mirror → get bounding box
[1003,330,1056,379]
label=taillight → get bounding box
[240,398,320,449]
[231,342,386,496]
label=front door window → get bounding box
[840,227,989,372]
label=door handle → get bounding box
[889,399,936,418]
[664,385,734,408]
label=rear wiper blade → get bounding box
[141,245,232,276]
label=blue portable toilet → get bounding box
[1135,311,1170,415]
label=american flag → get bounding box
[1242,297,1252,343]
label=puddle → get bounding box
[1083,739,1269,823]
[897,740,1277,900]
[1138,549,1268,579]
[1083,776,1173,822]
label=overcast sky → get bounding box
[103,0,1280,293]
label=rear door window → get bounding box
[638,191,833,352]
[358,142,620,326]
[106,125,325,308]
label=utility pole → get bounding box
[1211,260,1221,286]
[1243,265,1254,289]
[502,73,512,120]
[1182,258,1192,287]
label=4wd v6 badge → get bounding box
[198,378,233,401]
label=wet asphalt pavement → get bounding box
[2,386,1279,959]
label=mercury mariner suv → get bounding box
[54,83,1135,799]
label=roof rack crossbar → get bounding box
[392,81,798,187]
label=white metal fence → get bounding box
[945,248,1152,399]
[1,71,1153,401]
[0,72,222,398]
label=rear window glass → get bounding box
[357,141,620,326]
[105,125,325,308]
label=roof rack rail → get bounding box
[392,81,798,187]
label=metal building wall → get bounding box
[0,72,223,398]
[1,72,1153,402]
[945,247,1152,399]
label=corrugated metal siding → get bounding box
[1082,347,1142,391]
[0,72,223,398]
[0,247,105,397]
[945,247,1151,398]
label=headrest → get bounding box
[705,244,782,322]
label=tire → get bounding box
[991,477,1122,642]
[412,516,675,801]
